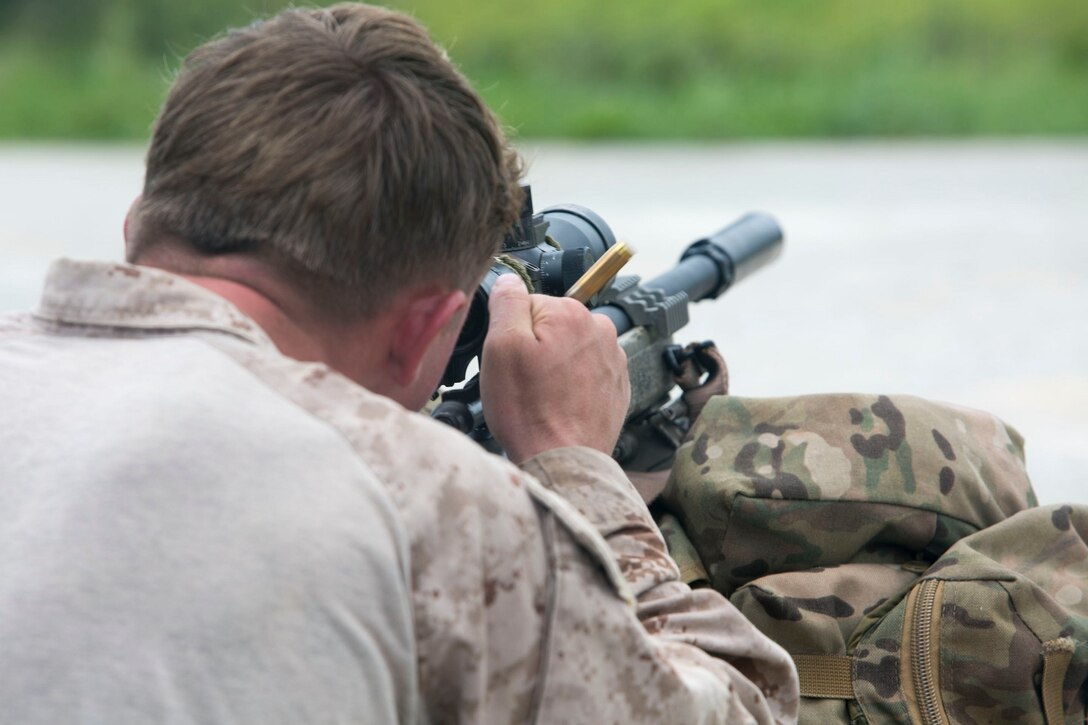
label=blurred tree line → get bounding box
[0,0,1085,138]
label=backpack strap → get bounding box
[792,654,854,699]
[1042,638,1075,725]
[793,625,1078,718]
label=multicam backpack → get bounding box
[654,393,1088,724]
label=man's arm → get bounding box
[200,273,798,722]
[205,329,797,721]
[522,447,800,724]
[479,275,799,723]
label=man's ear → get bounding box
[123,195,142,260]
[386,288,468,387]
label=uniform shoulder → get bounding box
[198,334,521,499]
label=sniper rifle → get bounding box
[431,185,783,472]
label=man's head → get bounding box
[125,4,523,407]
[128,3,522,319]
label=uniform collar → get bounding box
[34,259,275,348]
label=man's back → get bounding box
[0,306,419,723]
[0,258,798,723]
[0,3,800,719]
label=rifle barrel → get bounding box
[595,212,783,335]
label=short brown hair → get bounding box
[131,3,522,316]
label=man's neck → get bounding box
[133,246,384,388]
[181,274,327,362]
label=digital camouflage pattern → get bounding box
[25,260,800,725]
[656,511,710,588]
[658,393,1086,723]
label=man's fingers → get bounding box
[480,277,631,462]
[487,274,533,338]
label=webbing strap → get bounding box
[792,654,855,699]
[1041,638,1075,725]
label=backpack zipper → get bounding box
[903,578,948,725]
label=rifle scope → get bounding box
[439,187,617,387]
[437,184,783,396]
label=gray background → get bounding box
[2,141,1085,503]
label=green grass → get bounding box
[0,0,1085,139]
[0,43,168,138]
[472,63,1088,139]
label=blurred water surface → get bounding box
[2,141,1086,503]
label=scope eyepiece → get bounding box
[439,186,618,388]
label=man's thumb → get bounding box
[487,273,533,338]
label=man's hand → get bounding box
[480,274,630,464]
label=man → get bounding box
[0,4,798,723]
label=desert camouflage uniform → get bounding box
[0,260,799,724]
